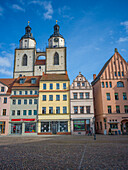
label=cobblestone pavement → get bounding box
[0,135,128,170]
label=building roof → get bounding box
[40,73,69,81]
[35,59,46,65]
[49,24,64,39]
[12,76,41,89]
[0,78,16,94]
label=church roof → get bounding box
[49,24,64,39]
[40,73,69,81]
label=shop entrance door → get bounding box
[11,124,22,134]
[52,122,57,134]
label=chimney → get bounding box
[93,74,96,80]
[65,71,67,75]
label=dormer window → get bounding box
[19,78,25,84]
[117,81,124,87]
[31,78,36,84]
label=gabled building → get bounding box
[0,78,16,135]
[92,49,128,135]
[9,76,41,135]
[70,72,94,135]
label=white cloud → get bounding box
[9,43,17,50]
[43,1,53,19]
[0,68,12,76]
[58,5,73,20]
[0,6,4,16]
[118,37,128,43]
[0,57,11,67]
[12,4,25,12]
[19,0,25,5]
[121,49,126,52]
[29,1,43,5]
[120,21,128,33]
[37,48,41,52]
[1,51,13,59]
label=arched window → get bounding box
[22,54,27,66]
[117,81,124,87]
[54,52,59,65]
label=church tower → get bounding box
[46,21,67,74]
[13,22,36,78]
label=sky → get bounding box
[0,0,128,83]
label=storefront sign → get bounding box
[11,119,35,122]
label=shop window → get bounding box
[85,92,89,99]
[29,99,32,104]
[43,84,46,90]
[24,99,27,104]
[34,110,37,115]
[42,107,46,114]
[59,121,68,132]
[63,95,67,101]
[106,82,108,88]
[25,123,36,133]
[12,110,15,116]
[109,82,112,88]
[80,106,84,113]
[115,93,119,100]
[12,99,16,105]
[106,93,110,100]
[49,107,53,114]
[124,105,128,113]
[49,95,53,101]
[86,106,90,113]
[63,83,66,89]
[56,95,60,101]
[102,82,104,88]
[0,121,5,134]
[116,106,120,113]
[110,124,118,129]
[56,107,60,114]
[17,110,20,116]
[34,99,38,104]
[18,99,21,105]
[49,83,53,90]
[3,97,7,104]
[41,122,51,132]
[80,93,83,99]
[3,109,6,116]
[63,107,67,114]
[23,110,27,115]
[28,110,32,115]
[108,106,111,113]
[73,93,77,99]
[73,120,85,131]
[1,87,5,92]
[117,81,124,87]
[42,95,46,101]
[56,83,60,89]
[74,106,78,114]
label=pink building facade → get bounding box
[92,49,128,135]
[70,72,94,135]
[0,79,15,135]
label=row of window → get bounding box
[102,81,124,88]
[107,105,128,113]
[74,106,91,114]
[77,82,86,87]
[73,92,90,99]
[12,99,38,105]
[12,90,38,95]
[114,71,124,77]
[42,95,67,101]
[106,92,127,100]
[42,106,67,114]
[43,83,67,90]
[12,110,37,116]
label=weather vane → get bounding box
[56,20,58,24]
[28,21,30,25]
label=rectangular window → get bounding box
[34,110,37,115]
[24,99,27,104]
[85,93,89,99]
[73,120,85,131]
[28,110,32,115]
[17,110,20,116]
[12,110,15,116]
[118,72,120,76]
[49,95,53,101]
[25,91,28,95]
[80,106,84,113]
[80,93,83,99]
[73,93,77,99]
[49,107,53,114]
[23,110,27,115]
[3,109,6,116]
[123,93,127,100]
[109,82,112,88]
[110,124,118,129]
[122,71,124,76]
[116,105,120,113]
[1,87,5,92]
[31,78,36,84]
[18,99,21,105]
[56,83,60,89]
[77,82,80,87]
[102,82,104,88]
[43,84,46,90]
[74,106,78,114]
[82,82,85,86]
[86,106,90,113]
[42,95,46,101]
[30,91,33,95]
[63,83,66,89]
[106,82,108,88]
[63,95,67,101]
[49,83,53,90]
[42,107,46,114]
[63,107,67,114]
[3,97,7,104]
[19,78,25,84]
[56,95,60,101]
[124,105,128,113]
[115,93,119,100]
[19,91,22,95]
[108,106,111,113]
[34,99,38,104]
[14,91,16,95]
[115,72,117,76]
[29,99,32,104]
[56,107,60,114]
[25,123,36,133]
[106,93,110,100]
[35,90,38,95]
[12,99,16,105]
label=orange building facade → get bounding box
[92,49,128,135]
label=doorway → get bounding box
[52,122,57,134]
[11,124,22,134]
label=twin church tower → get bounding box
[13,21,67,78]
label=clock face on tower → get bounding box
[54,38,59,42]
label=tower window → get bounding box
[22,54,27,66]
[54,52,59,65]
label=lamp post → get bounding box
[93,117,96,140]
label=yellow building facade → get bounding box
[38,74,71,135]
